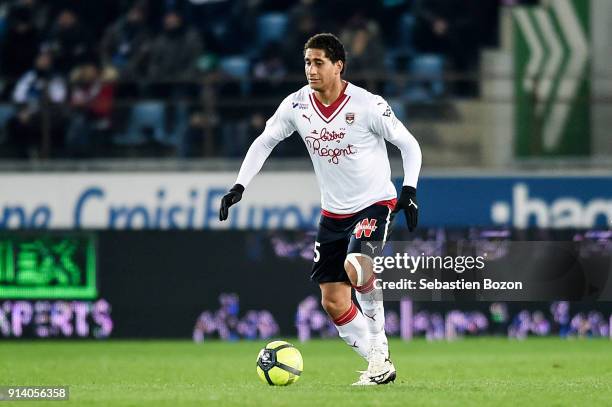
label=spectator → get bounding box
[0,3,40,82]
[65,61,116,157]
[3,0,51,34]
[252,41,290,98]
[43,8,94,75]
[6,50,67,157]
[282,11,318,74]
[146,11,203,147]
[181,111,213,157]
[183,0,244,55]
[378,0,413,48]
[254,43,288,82]
[101,5,151,81]
[218,110,269,158]
[146,11,203,82]
[287,0,327,24]
[45,0,122,40]
[413,0,480,95]
[0,0,513,160]
[340,16,385,76]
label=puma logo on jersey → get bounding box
[350,341,358,348]
[354,219,377,238]
[302,113,312,123]
[408,199,418,209]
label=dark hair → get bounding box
[303,33,346,74]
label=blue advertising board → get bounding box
[396,176,612,229]
[0,173,610,229]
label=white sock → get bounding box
[333,302,370,360]
[354,275,388,353]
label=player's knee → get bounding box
[320,296,335,313]
[321,295,349,318]
[344,253,373,286]
[344,256,357,285]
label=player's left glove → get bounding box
[393,186,418,232]
[219,184,245,221]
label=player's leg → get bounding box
[344,253,395,385]
[345,204,396,385]
[344,253,387,350]
[311,218,371,361]
[346,205,392,352]
[319,281,370,359]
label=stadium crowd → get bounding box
[0,0,535,159]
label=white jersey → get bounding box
[236,82,422,214]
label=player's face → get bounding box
[304,48,343,92]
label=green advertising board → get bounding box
[513,0,590,156]
[0,234,97,299]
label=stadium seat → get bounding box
[0,104,15,144]
[396,13,415,54]
[405,54,445,102]
[384,13,416,96]
[219,56,250,78]
[0,104,14,125]
[114,101,165,146]
[164,102,189,148]
[256,12,288,48]
[387,99,406,122]
[0,16,6,40]
[219,56,251,96]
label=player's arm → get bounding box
[369,96,422,231]
[219,96,296,221]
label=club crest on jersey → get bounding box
[354,219,377,238]
[345,112,355,125]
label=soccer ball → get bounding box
[256,340,303,386]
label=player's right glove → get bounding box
[392,186,418,232]
[219,183,245,221]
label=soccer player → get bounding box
[219,33,421,385]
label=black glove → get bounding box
[219,184,245,221]
[393,186,418,232]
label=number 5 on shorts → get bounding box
[313,241,321,262]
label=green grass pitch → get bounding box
[1,338,611,406]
